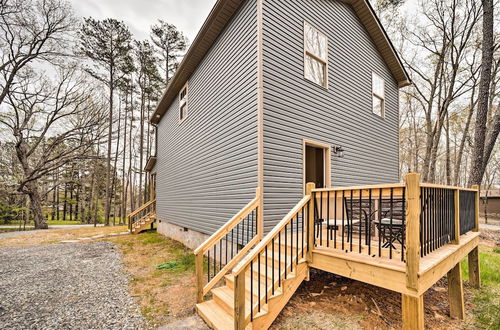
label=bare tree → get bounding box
[0,0,74,106]
[0,65,107,229]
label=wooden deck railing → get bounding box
[128,199,156,231]
[194,188,262,303]
[309,174,479,290]
[231,185,312,329]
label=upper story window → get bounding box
[179,83,188,123]
[372,73,385,117]
[304,21,328,88]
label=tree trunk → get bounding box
[138,86,145,207]
[26,181,48,229]
[63,182,68,220]
[104,62,114,226]
[469,0,494,186]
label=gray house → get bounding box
[145,0,410,249]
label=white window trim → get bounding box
[303,21,329,89]
[179,82,189,124]
[372,72,385,118]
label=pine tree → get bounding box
[150,20,188,85]
[79,18,133,226]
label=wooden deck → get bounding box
[310,231,479,297]
[190,175,481,329]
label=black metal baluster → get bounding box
[265,244,268,303]
[402,187,406,261]
[272,237,275,295]
[219,240,222,270]
[284,226,288,279]
[342,190,345,250]
[231,229,234,259]
[250,260,254,321]
[236,223,240,252]
[207,250,210,282]
[378,188,382,258]
[247,214,250,244]
[301,207,305,258]
[213,245,217,275]
[225,234,228,265]
[327,191,330,247]
[427,188,431,255]
[368,189,372,255]
[320,191,323,246]
[252,210,254,238]
[278,231,281,287]
[290,217,293,272]
[258,252,261,313]
[241,217,245,247]
[421,188,425,256]
[296,213,299,264]
[334,190,337,249]
[359,189,362,253]
[389,187,393,259]
[432,188,436,252]
[439,189,443,247]
[350,190,353,252]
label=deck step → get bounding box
[212,285,269,319]
[196,299,235,330]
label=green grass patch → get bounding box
[137,231,165,245]
[156,249,195,273]
[462,248,500,286]
[462,247,500,329]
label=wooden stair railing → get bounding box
[128,199,156,233]
[230,190,311,329]
[195,186,313,330]
[194,188,262,304]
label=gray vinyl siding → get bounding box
[262,0,400,231]
[155,0,258,235]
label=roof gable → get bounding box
[151,0,410,124]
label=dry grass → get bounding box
[0,225,128,247]
[106,231,197,328]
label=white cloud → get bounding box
[69,0,217,41]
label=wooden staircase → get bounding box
[131,212,156,234]
[196,247,308,329]
[194,189,311,329]
[128,199,156,234]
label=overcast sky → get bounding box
[67,0,421,44]
[68,0,218,42]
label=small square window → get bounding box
[179,84,188,123]
[304,22,328,88]
[372,73,385,117]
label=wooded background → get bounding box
[0,0,498,229]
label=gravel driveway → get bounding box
[0,241,146,329]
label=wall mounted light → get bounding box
[333,145,344,158]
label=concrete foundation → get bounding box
[157,220,210,251]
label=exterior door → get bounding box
[305,145,326,188]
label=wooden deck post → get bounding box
[195,252,204,303]
[402,294,424,330]
[256,187,263,239]
[453,189,460,244]
[234,268,246,330]
[447,262,465,319]
[468,246,481,288]
[306,182,315,263]
[405,173,421,291]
